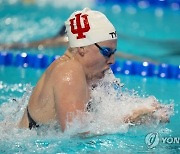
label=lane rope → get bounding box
[96,0,180,10]
[0,51,179,80]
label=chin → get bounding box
[97,72,105,79]
[91,71,105,81]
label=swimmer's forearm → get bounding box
[0,37,68,50]
[124,106,156,123]
[0,43,27,49]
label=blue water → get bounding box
[0,0,180,153]
[0,0,180,64]
[0,66,179,153]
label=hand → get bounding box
[124,101,162,124]
[124,105,171,124]
[153,106,171,123]
[124,106,156,123]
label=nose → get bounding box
[107,54,115,65]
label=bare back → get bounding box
[19,51,90,130]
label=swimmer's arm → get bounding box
[124,105,157,123]
[24,36,68,48]
[53,66,88,132]
[124,103,170,124]
[0,36,67,50]
[0,25,68,50]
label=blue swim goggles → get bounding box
[94,43,117,58]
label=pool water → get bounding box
[0,0,180,153]
[0,0,180,64]
[0,66,179,153]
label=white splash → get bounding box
[64,69,174,136]
[0,70,174,140]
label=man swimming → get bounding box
[0,20,158,63]
[19,8,169,132]
[0,25,68,50]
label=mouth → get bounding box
[94,69,110,80]
[101,69,109,77]
[103,68,110,74]
[102,70,106,75]
[102,70,107,76]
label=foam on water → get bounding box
[0,69,174,152]
[64,69,174,136]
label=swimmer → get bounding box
[0,22,157,64]
[0,25,68,50]
[19,8,169,132]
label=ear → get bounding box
[77,47,85,57]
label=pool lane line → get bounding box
[0,51,179,80]
[96,0,180,10]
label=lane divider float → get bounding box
[0,51,179,80]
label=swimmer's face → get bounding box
[85,39,117,80]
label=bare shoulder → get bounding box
[49,58,86,90]
[53,58,84,79]
[52,58,88,107]
[50,59,88,131]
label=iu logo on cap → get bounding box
[69,13,90,39]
